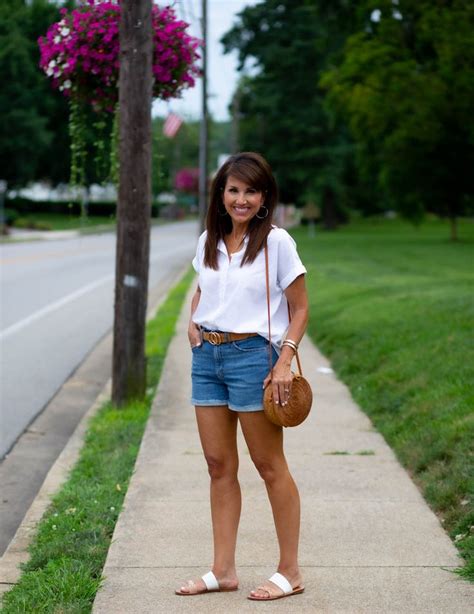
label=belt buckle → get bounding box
[208,331,222,345]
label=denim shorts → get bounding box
[191,334,278,412]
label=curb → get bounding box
[0,263,191,596]
[0,381,111,594]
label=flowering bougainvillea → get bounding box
[38,0,201,113]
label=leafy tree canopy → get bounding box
[0,0,73,187]
[152,117,231,197]
[223,0,474,236]
[222,0,365,227]
[321,0,474,234]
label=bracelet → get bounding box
[282,339,298,352]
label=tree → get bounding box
[0,0,72,186]
[151,116,231,197]
[321,0,474,239]
[222,0,363,228]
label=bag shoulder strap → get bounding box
[264,241,273,375]
[264,241,303,376]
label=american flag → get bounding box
[163,112,183,138]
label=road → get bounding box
[0,220,198,556]
[0,220,198,458]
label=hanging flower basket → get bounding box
[38,0,201,113]
[38,0,201,194]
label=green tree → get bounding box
[222,0,364,228]
[0,0,72,187]
[151,116,231,196]
[321,0,474,239]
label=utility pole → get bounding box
[198,0,208,232]
[230,87,241,154]
[112,0,153,405]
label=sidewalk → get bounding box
[2,228,80,241]
[92,285,473,613]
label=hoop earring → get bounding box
[218,205,229,217]
[256,205,269,219]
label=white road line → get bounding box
[0,246,193,341]
[0,274,114,341]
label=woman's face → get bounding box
[222,175,265,228]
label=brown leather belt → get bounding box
[201,331,258,346]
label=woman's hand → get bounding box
[263,358,293,407]
[188,322,202,349]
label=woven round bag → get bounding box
[263,373,313,427]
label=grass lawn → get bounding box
[11,212,117,231]
[293,216,474,581]
[0,268,195,613]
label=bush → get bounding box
[14,218,52,230]
[1,208,19,226]
[6,197,161,219]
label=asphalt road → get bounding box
[0,220,198,458]
[0,220,198,555]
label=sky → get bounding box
[152,0,261,122]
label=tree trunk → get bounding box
[450,215,458,241]
[112,0,153,406]
[230,88,241,154]
[322,186,338,230]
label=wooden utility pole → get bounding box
[112,0,153,405]
[230,87,241,154]
[198,0,208,232]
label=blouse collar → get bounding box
[217,233,250,255]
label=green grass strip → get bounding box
[1,268,195,613]
[294,217,473,582]
[9,212,117,231]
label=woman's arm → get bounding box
[281,273,309,350]
[188,285,202,347]
[263,274,309,406]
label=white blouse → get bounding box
[192,226,307,349]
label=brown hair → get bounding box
[204,152,278,269]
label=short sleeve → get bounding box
[275,230,307,290]
[192,231,207,273]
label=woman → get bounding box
[175,152,309,601]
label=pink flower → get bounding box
[175,168,199,193]
[38,0,201,112]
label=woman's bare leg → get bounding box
[177,406,240,594]
[239,411,303,598]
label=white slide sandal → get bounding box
[175,570,239,596]
[248,571,305,601]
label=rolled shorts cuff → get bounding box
[191,398,229,407]
[228,403,264,412]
